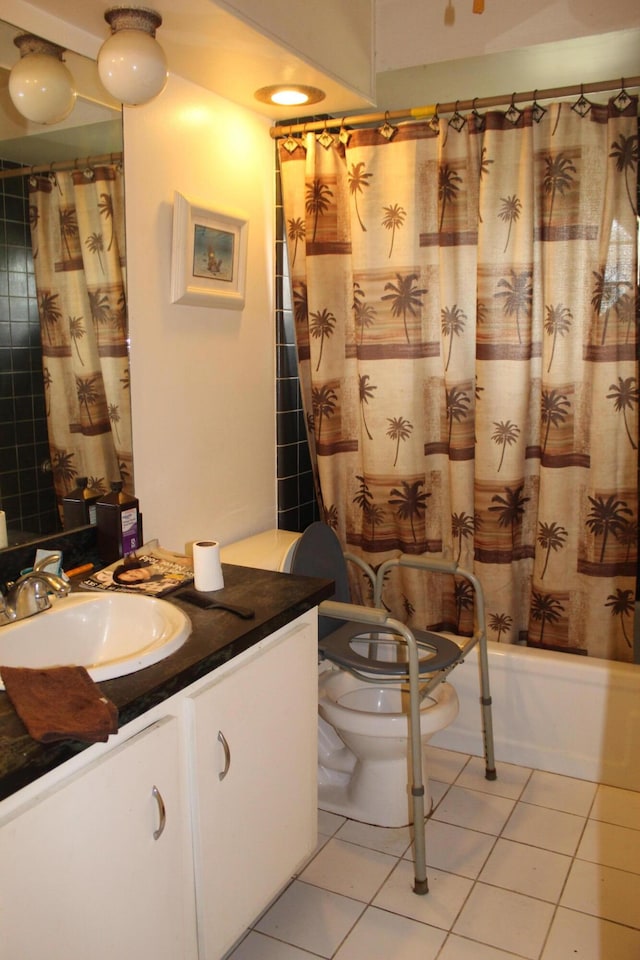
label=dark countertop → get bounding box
[0,563,333,803]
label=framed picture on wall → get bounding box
[170,192,248,309]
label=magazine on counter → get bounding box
[80,540,194,597]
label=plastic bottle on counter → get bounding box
[95,481,142,563]
[62,477,101,529]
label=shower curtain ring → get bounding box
[471,96,486,130]
[317,119,335,149]
[614,78,631,112]
[532,89,547,123]
[377,110,397,140]
[282,124,299,154]
[338,117,351,145]
[572,83,591,117]
[448,99,466,131]
[505,92,522,124]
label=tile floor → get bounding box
[225,745,640,960]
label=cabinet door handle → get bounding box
[217,730,231,781]
[152,784,166,840]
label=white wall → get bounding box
[123,75,276,554]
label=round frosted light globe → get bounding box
[9,52,76,124]
[98,29,167,105]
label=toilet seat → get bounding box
[319,620,462,676]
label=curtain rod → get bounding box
[0,151,123,182]
[270,75,640,138]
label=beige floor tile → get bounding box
[541,907,640,960]
[430,778,450,810]
[373,859,473,931]
[577,818,640,874]
[318,808,346,837]
[453,883,554,960]
[299,837,398,902]
[432,785,516,835]
[254,880,365,958]
[520,770,597,816]
[336,818,413,858]
[561,859,640,928]
[438,933,530,959]
[411,820,496,879]
[253,771,639,960]
[424,746,470,783]
[333,905,446,960]
[502,800,585,855]
[226,930,322,959]
[478,838,571,902]
[456,756,531,800]
[590,783,640,831]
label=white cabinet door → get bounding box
[188,616,318,959]
[0,716,196,960]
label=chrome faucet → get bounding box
[0,553,70,626]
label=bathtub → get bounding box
[431,640,640,792]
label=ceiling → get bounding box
[1,0,639,127]
[2,0,377,120]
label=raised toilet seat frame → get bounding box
[291,522,496,896]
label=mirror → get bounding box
[0,17,125,550]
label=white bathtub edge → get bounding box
[430,641,640,792]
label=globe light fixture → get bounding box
[98,7,168,106]
[8,34,77,125]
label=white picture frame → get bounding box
[170,191,248,309]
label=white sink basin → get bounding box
[0,592,192,687]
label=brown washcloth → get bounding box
[0,665,119,744]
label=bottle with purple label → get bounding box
[96,481,142,563]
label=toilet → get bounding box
[220,528,460,827]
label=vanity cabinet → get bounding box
[0,714,196,960]
[0,607,319,960]
[186,616,318,958]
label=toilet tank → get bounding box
[220,529,302,573]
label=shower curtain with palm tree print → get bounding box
[279,96,638,662]
[28,164,133,513]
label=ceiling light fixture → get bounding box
[8,34,77,125]
[254,85,326,108]
[98,7,168,106]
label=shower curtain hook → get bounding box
[47,161,61,192]
[613,78,631,112]
[505,92,523,124]
[281,124,300,154]
[572,83,591,117]
[429,103,440,134]
[317,118,335,150]
[532,89,547,123]
[377,110,397,140]
[448,99,466,131]
[338,118,351,146]
[471,96,486,131]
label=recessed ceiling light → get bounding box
[254,84,325,107]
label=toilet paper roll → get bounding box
[193,540,224,592]
[0,511,7,550]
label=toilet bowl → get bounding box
[221,528,460,828]
[317,666,459,826]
